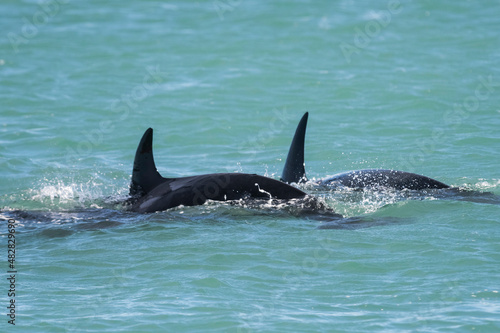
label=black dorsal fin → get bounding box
[130,128,167,196]
[281,112,308,183]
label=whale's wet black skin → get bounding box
[127,128,325,213]
[318,169,449,190]
[281,112,449,190]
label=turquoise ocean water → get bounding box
[1,0,500,331]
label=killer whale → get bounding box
[281,112,450,190]
[127,128,330,214]
[317,169,449,190]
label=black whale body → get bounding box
[319,169,449,190]
[281,113,500,207]
[127,128,317,213]
[130,172,308,213]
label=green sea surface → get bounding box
[1,0,499,332]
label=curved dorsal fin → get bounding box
[130,128,166,196]
[281,112,308,183]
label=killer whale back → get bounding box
[130,128,167,196]
[127,127,314,213]
[280,112,450,190]
[281,112,308,183]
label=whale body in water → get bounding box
[281,112,449,190]
[127,128,332,214]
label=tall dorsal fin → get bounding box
[130,128,167,196]
[281,112,308,183]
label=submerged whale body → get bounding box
[281,112,450,190]
[127,128,313,213]
[320,169,449,190]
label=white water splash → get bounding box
[473,179,500,191]
[29,178,111,209]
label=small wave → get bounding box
[31,182,81,203]
[20,174,130,211]
[29,180,106,210]
[472,179,500,191]
[301,181,407,217]
[2,208,136,238]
